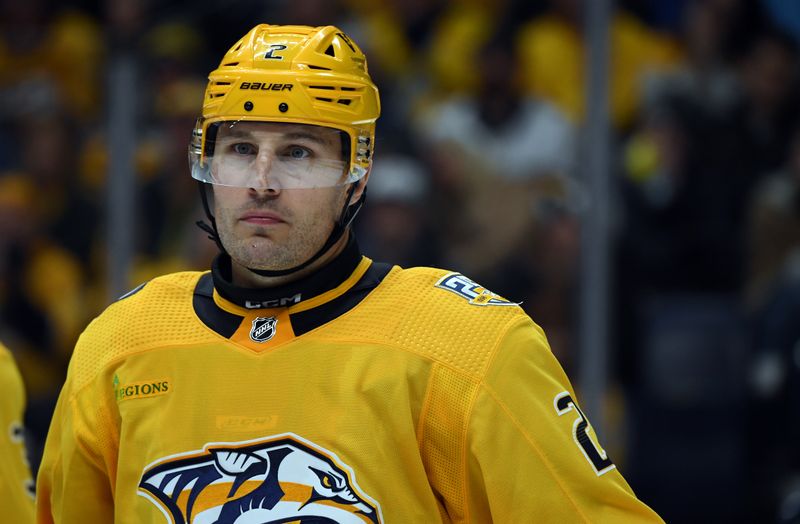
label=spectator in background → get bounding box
[0,0,104,125]
[338,0,448,145]
[18,115,99,264]
[417,34,576,181]
[619,98,744,294]
[413,34,577,279]
[729,27,800,180]
[423,0,517,98]
[517,0,680,129]
[618,21,799,300]
[338,0,524,148]
[643,0,740,120]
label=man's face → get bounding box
[210,121,354,272]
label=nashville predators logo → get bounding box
[138,433,382,523]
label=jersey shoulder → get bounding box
[67,271,209,394]
[340,265,536,379]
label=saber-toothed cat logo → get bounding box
[138,433,382,523]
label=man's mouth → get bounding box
[240,210,285,225]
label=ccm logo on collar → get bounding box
[244,293,302,309]
[239,82,293,91]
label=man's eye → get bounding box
[286,146,311,159]
[232,143,255,155]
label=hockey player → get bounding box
[0,341,35,522]
[36,24,663,523]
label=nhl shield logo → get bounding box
[249,316,277,343]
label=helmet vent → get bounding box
[223,62,240,67]
[336,33,356,53]
[324,44,336,57]
[304,84,362,108]
[307,65,332,71]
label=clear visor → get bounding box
[189,120,364,189]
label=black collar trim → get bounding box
[211,235,363,309]
[193,275,240,338]
[291,261,393,336]
[192,259,394,339]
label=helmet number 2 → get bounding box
[264,44,288,60]
[554,391,616,476]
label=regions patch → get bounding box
[434,273,518,306]
[138,433,383,523]
[113,374,170,402]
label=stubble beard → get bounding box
[216,201,337,272]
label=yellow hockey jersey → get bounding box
[37,240,662,523]
[0,341,35,522]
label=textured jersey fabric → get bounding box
[36,252,663,523]
[0,342,35,522]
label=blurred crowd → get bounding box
[1,0,799,521]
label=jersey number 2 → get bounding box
[554,392,615,476]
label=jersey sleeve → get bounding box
[464,317,663,523]
[36,348,116,522]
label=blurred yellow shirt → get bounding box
[518,12,681,128]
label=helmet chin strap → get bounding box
[196,182,365,278]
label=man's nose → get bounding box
[252,151,280,192]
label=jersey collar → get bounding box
[211,235,363,310]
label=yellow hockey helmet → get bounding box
[190,24,380,187]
